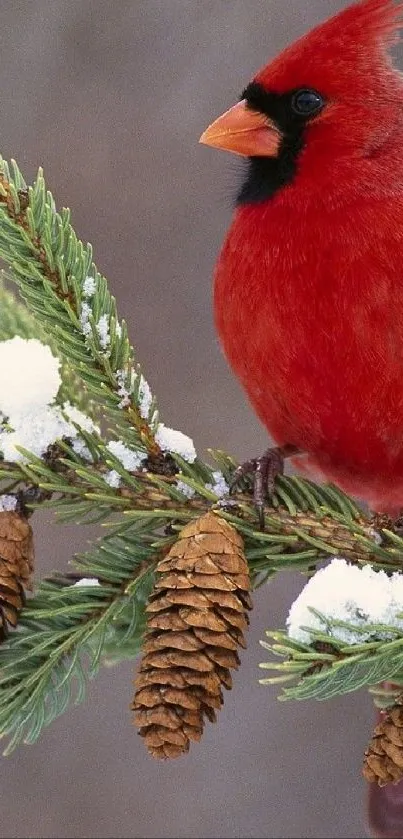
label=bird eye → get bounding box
[291,89,324,117]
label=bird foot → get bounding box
[230,443,300,528]
[371,511,403,539]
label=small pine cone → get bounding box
[0,511,34,639]
[132,512,252,759]
[363,695,403,786]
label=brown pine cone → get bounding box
[132,511,252,759]
[364,696,403,786]
[0,510,34,639]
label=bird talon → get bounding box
[230,444,300,529]
[229,458,258,495]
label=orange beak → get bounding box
[199,99,281,157]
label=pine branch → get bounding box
[0,473,399,753]
[0,153,401,758]
[0,525,157,754]
[0,276,99,419]
[259,624,403,700]
[0,160,157,454]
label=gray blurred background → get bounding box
[0,2,378,837]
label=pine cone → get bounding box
[132,512,252,759]
[0,510,34,639]
[363,695,403,786]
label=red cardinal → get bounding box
[200,0,403,517]
[200,1,403,835]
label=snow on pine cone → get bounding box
[0,511,34,639]
[363,696,403,786]
[132,511,252,759]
